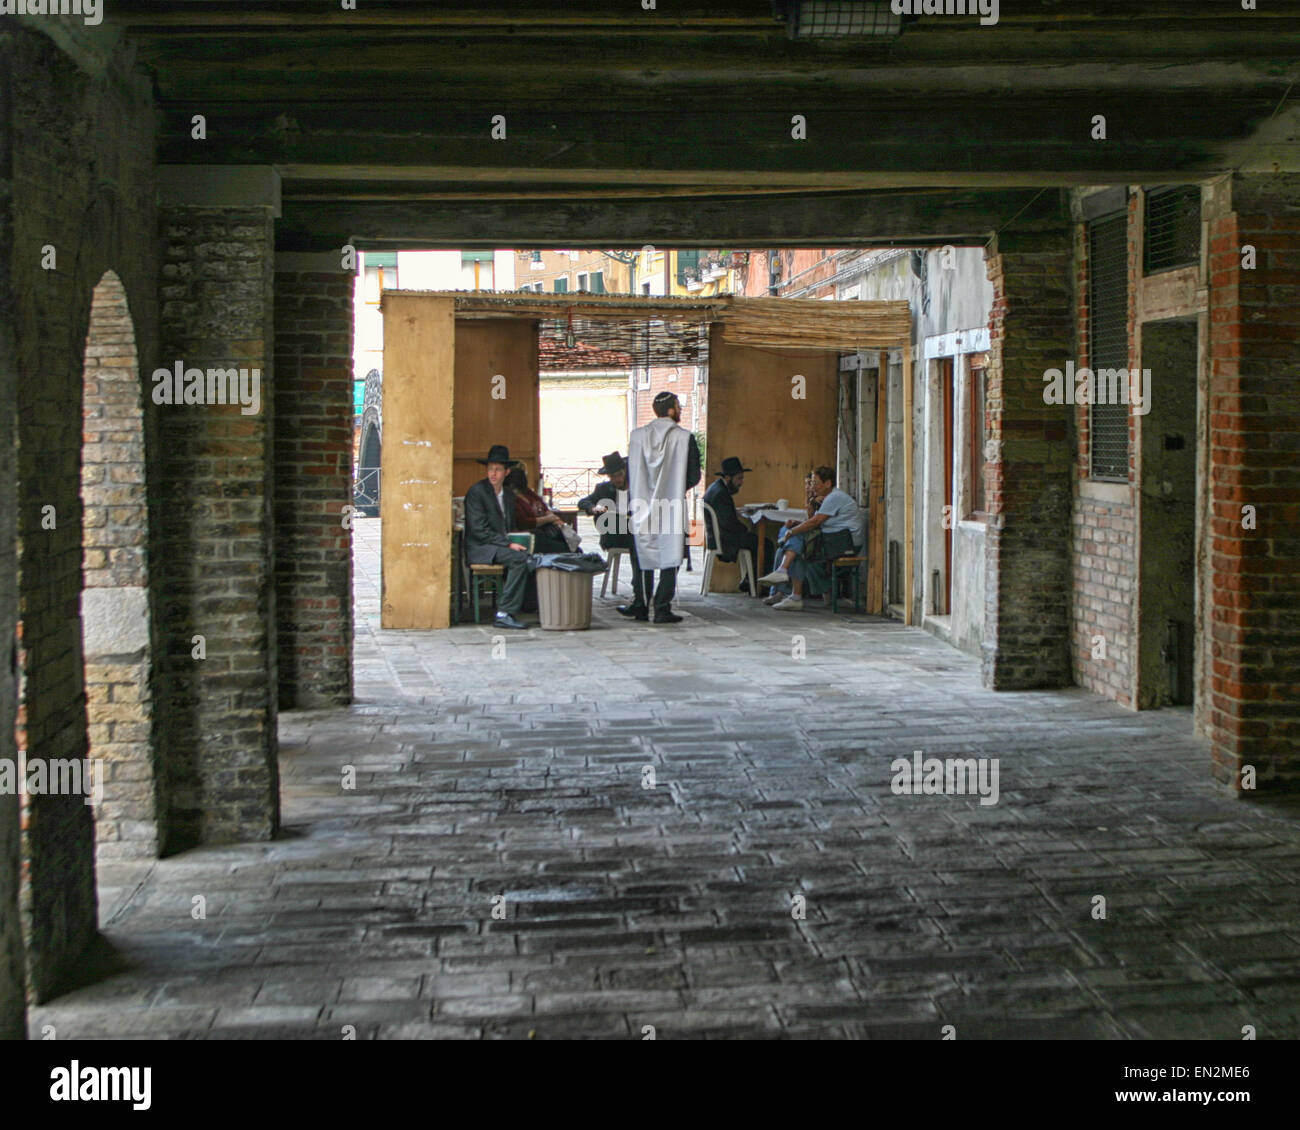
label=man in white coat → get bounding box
[622,391,702,624]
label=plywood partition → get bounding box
[705,325,839,592]
[453,319,541,496]
[381,294,454,629]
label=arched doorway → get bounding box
[79,271,159,859]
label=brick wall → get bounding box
[157,205,279,846]
[9,24,160,1001]
[632,367,706,435]
[273,265,354,709]
[1071,496,1135,703]
[981,231,1075,689]
[81,273,160,859]
[1070,196,1138,703]
[1204,175,1300,791]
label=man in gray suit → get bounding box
[463,444,531,629]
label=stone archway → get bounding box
[79,271,159,860]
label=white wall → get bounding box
[397,250,463,291]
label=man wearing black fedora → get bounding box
[703,456,771,593]
[577,451,634,554]
[579,450,649,616]
[463,444,530,630]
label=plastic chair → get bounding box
[600,548,626,597]
[700,501,758,599]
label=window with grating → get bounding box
[790,1,903,37]
[1088,211,1130,481]
[1144,185,1201,275]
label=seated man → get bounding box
[463,444,532,629]
[578,451,634,553]
[758,465,863,611]
[579,450,647,612]
[702,455,772,594]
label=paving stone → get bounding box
[34,518,1300,1039]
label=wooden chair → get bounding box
[465,532,533,624]
[700,501,758,600]
[830,555,867,614]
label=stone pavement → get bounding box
[30,517,1300,1039]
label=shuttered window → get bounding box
[1088,211,1130,481]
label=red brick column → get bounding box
[982,230,1076,689]
[1205,174,1300,792]
[273,259,355,709]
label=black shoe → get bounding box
[652,611,683,624]
[617,604,649,621]
[495,612,527,630]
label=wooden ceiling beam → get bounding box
[275,187,1070,252]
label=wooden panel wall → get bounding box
[453,319,540,496]
[705,326,839,592]
[381,294,454,629]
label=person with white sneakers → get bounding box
[758,465,863,611]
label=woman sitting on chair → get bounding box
[504,466,572,556]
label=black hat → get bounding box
[598,451,627,476]
[652,390,679,410]
[714,456,753,477]
[478,444,519,466]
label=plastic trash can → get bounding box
[536,566,594,630]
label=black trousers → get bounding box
[628,540,676,613]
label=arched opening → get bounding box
[79,271,159,859]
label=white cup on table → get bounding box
[776,498,789,510]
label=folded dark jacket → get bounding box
[531,552,608,573]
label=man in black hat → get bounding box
[703,456,771,593]
[579,450,649,614]
[622,391,701,623]
[463,444,531,630]
[577,452,633,553]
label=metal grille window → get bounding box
[787,1,903,37]
[1088,210,1130,481]
[1144,185,1201,274]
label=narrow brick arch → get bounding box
[79,271,160,859]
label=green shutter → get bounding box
[590,271,605,294]
[675,249,700,285]
[554,278,568,293]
